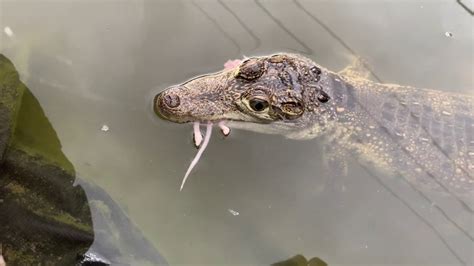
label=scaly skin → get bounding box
[154,53,474,202]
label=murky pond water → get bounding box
[1,0,473,265]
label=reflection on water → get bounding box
[1,0,473,265]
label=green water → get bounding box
[1,0,472,265]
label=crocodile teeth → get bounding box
[218,121,231,136]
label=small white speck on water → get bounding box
[369,125,375,129]
[395,132,405,138]
[366,133,371,137]
[4,26,13,37]
[336,107,345,113]
[419,137,430,142]
[101,125,109,132]
[468,152,474,157]
[228,209,239,216]
[442,110,452,116]
[412,101,420,105]
[445,31,453,38]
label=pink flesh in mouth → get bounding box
[180,121,213,191]
[193,121,203,147]
[179,59,242,191]
[223,59,243,70]
[218,121,231,136]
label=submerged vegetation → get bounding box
[0,54,93,264]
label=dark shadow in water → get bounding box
[0,54,168,265]
[272,254,328,266]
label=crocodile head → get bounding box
[154,53,335,138]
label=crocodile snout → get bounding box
[154,88,182,121]
[156,90,181,109]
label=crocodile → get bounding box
[153,53,474,205]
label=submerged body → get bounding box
[154,53,473,202]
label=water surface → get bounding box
[1,0,473,264]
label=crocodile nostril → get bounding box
[163,93,180,108]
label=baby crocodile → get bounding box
[154,53,473,202]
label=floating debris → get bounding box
[445,31,453,38]
[100,125,109,132]
[4,26,13,37]
[228,209,240,216]
[442,110,452,116]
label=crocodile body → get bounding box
[322,71,473,201]
[154,53,474,202]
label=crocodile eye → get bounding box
[249,98,269,112]
[317,91,330,103]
